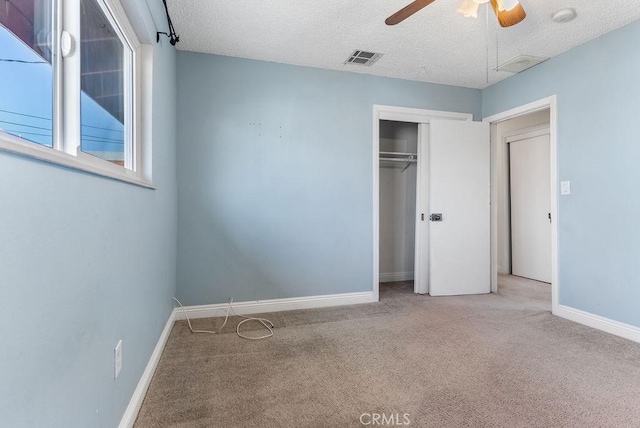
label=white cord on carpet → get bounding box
[172,297,274,340]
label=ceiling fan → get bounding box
[386,0,526,28]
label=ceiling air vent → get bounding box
[496,55,548,74]
[345,50,383,66]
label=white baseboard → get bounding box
[118,310,176,428]
[174,291,377,320]
[379,271,414,283]
[555,304,640,344]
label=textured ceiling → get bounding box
[166,0,640,89]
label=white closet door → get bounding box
[509,134,551,283]
[428,120,490,296]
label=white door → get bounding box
[428,120,491,296]
[414,123,429,294]
[509,134,551,283]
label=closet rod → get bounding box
[379,152,416,173]
[379,158,417,163]
[379,151,417,157]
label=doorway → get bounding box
[484,96,559,313]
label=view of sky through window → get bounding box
[0,0,54,147]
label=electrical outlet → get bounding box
[114,340,122,379]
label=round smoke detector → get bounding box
[552,8,577,23]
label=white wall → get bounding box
[379,120,418,282]
[496,109,550,274]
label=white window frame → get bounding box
[0,0,154,188]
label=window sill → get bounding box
[0,133,155,189]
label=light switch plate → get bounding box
[561,181,571,195]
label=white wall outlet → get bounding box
[114,340,122,379]
[561,181,571,195]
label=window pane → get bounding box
[0,0,54,147]
[80,0,126,166]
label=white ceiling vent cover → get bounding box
[496,55,548,74]
[345,50,383,66]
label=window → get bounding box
[0,0,151,187]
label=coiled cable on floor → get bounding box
[172,297,274,340]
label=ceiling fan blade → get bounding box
[489,0,526,28]
[385,0,437,26]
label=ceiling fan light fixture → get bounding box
[457,0,480,18]
[387,0,525,27]
[497,0,520,12]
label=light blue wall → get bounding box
[0,26,177,428]
[176,52,481,305]
[483,20,640,328]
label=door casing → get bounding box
[483,95,559,314]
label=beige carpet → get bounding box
[135,276,640,427]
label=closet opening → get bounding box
[378,120,419,295]
[373,104,481,300]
